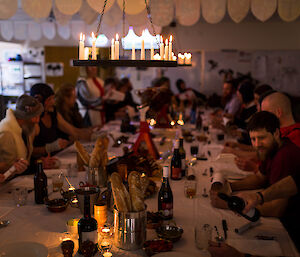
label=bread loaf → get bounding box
[128,171,145,212]
[140,174,150,199]
[89,137,102,168]
[110,172,132,212]
[74,141,90,166]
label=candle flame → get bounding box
[91,32,96,40]
[160,35,163,43]
[170,35,172,42]
[80,33,82,40]
[111,38,114,45]
[165,39,168,45]
[80,33,85,41]
[116,33,119,41]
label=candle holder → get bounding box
[98,224,113,253]
[61,240,74,257]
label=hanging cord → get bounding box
[96,0,108,37]
[122,0,126,57]
[145,0,160,48]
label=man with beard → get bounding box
[0,95,43,179]
[210,111,300,217]
[222,80,241,118]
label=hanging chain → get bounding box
[122,0,126,57]
[96,0,108,37]
[145,0,160,48]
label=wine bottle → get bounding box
[218,193,260,222]
[179,137,186,177]
[78,193,98,255]
[34,160,48,204]
[171,140,182,180]
[158,166,173,220]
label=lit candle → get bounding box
[115,34,119,60]
[160,36,164,60]
[91,32,97,60]
[79,33,85,60]
[150,42,154,60]
[164,39,168,60]
[132,42,135,60]
[172,55,177,61]
[84,47,89,60]
[154,53,160,60]
[169,35,172,60]
[103,252,112,257]
[185,52,192,65]
[111,39,115,60]
[141,30,145,60]
[178,53,184,65]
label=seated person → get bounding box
[210,111,300,218]
[0,95,43,178]
[222,79,241,118]
[30,83,92,158]
[176,78,206,104]
[254,84,272,111]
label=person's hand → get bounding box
[0,174,5,183]
[41,155,61,169]
[235,157,258,172]
[236,192,261,214]
[14,159,29,174]
[58,139,69,149]
[210,189,228,209]
[208,241,244,257]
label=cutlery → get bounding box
[222,219,228,240]
[0,220,10,228]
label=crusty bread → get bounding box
[128,171,145,212]
[140,174,150,199]
[89,137,102,168]
[74,141,90,166]
[110,172,132,212]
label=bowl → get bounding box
[156,224,184,242]
[45,198,68,213]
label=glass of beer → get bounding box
[52,173,64,192]
[184,180,197,199]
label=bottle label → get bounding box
[171,167,181,179]
[161,203,173,217]
[82,231,98,244]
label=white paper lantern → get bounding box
[278,0,300,22]
[22,0,52,19]
[1,21,14,41]
[134,23,161,37]
[227,0,250,23]
[28,22,42,41]
[14,21,27,40]
[251,0,277,22]
[55,0,82,16]
[53,4,72,26]
[102,2,122,27]
[57,24,71,40]
[71,20,86,41]
[126,10,148,27]
[150,0,174,27]
[175,0,200,26]
[79,0,99,25]
[117,0,146,15]
[87,0,115,13]
[42,21,56,40]
[202,0,226,24]
[0,0,18,19]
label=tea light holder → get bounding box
[98,225,113,253]
[103,252,112,257]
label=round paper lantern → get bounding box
[102,2,122,27]
[117,0,146,15]
[28,22,42,41]
[79,0,99,25]
[1,21,14,41]
[175,0,200,26]
[87,0,115,13]
[251,0,277,22]
[53,4,72,26]
[278,0,300,22]
[126,10,148,27]
[202,0,226,24]
[14,21,27,40]
[57,24,71,40]
[0,0,18,19]
[42,21,56,40]
[71,20,85,40]
[227,0,250,23]
[22,0,52,19]
[150,0,174,27]
[55,0,82,16]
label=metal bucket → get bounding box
[75,187,100,215]
[113,208,146,250]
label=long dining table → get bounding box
[0,118,299,257]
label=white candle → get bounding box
[154,53,160,60]
[141,31,145,60]
[79,33,85,60]
[91,32,97,60]
[111,39,115,60]
[150,42,154,60]
[178,53,184,65]
[115,34,119,60]
[169,35,172,60]
[84,47,89,60]
[160,36,164,60]
[185,52,192,65]
[164,39,168,60]
[132,42,135,60]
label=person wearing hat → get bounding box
[0,94,43,179]
[30,83,92,158]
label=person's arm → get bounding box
[0,132,18,172]
[257,198,288,217]
[231,172,267,192]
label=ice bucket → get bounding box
[75,187,100,215]
[113,208,146,250]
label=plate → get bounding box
[0,241,48,257]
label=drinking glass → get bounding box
[184,180,197,199]
[190,142,199,157]
[12,187,28,207]
[52,173,64,192]
[67,163,78,178]
[195,223,212,250]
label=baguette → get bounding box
[110,172,132,212]
[128,171,145,212]
[140,174,150,199]
[74,141,90,166]
[89,137,102,168]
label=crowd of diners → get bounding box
[0,67,299,257]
